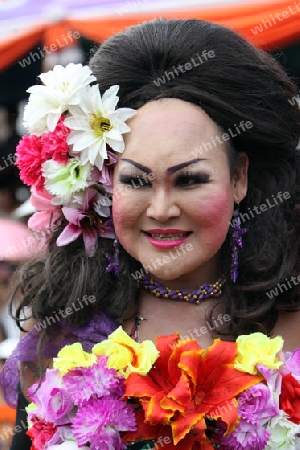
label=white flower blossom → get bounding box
[65,84,136,170]
[48,441,89,450]
[42,158,92,204]
[265,413,300,450]
[24,63,96,134]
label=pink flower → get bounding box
[63,356,124,407]
[16,134,46,189]
[238,383,277,424]
[72,397,136,450]
[257,364,282,411]
[98,150,118,193]
[28,185,62,232]
[283,349,300,382]
[220,383,276,449]
[57,188,115,257]
[28,369,75,426]
[42,115,70,163]
[220,419,270,450]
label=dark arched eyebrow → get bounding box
[166,158,208,175]
[121,159,151,174]
[121,158,207,175]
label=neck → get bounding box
[144,254,222,291]
[133,290,226,347]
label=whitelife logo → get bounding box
[153,50,215,87]
[18,31,81,68]
[251,1,300,35]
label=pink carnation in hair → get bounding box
[42,115,70,163]
[16,134,46,189]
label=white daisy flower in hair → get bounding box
[42,158,93,205]
[24,64,97,135]
[65,84,136,170]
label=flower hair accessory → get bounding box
[16,63,136,256]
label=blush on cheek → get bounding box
[196,190,233,240]
[112,201,124,236]
[112,200,136,251]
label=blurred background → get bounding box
[0,0,299,442]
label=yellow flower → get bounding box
[234,332,283,374]
[26,403,37,428]
[92,326,159,378]
[53,343,97,375]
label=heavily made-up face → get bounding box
[112,98,248,288]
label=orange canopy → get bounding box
[0,0,300,71]
[0,403,16,422]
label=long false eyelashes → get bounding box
[118,172,210,187]
[175,172,210,186]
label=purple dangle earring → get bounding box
[229,207,247,282]
[105,238,120,276]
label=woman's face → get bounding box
[112,99,248,285]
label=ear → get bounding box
[232,152,249,203]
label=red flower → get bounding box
[280,373,300,424]
[27,419,57,450]
[16,115,70,190]
[124,334,262,450]
[42,115,70,163]
[16,134,45,189]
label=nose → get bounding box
[146,188,181,222]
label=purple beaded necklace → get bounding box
[137,273,226,305]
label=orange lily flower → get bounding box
[124,333,263,449]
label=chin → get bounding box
[146,268,182,281]
[142,261,192,281]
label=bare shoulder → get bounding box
[271,309,300,352]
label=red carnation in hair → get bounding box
[42,115,70,163]
[16,115,71,190]
[16,134,46,189]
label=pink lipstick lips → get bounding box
[144,229,191,249]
